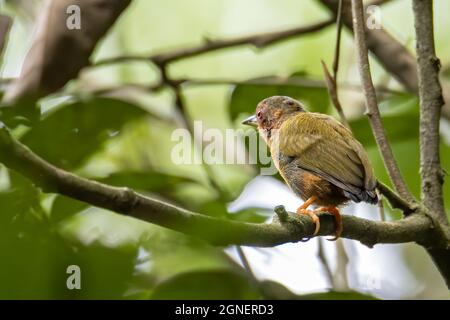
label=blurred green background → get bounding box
[0,0,449,299]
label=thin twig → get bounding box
[332,0,344,80]
[317,238,335,289]
[334,239,350,291]
[321,63,349,128]
[351,0,415,204]
[376,181,415,213]
[321,0,349,128]
[236,246,260,290]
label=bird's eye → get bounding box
[257,111,261,118]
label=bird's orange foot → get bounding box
[296,196,319,241]
[314,206,343,241]
[296,208,320,237]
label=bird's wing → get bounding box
[276,112,376,195]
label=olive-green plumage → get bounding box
[243,95,378,207]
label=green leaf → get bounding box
[50,195,88,223]
[0,168,42,222]
[151,270,260,300]
[20,97,148,169]
[198,200,229,218]
[229,76,329,121]
[0,169,139,299]
[0,104,40,128]
[62,243,137,300]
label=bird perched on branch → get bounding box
[243,96,378,240]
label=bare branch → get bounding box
[317,238,335,289]
[321,0,349,128]
[351,0,415,204]
[334,239,350,291]
[236,246,260,291]
[332,0,344,80]
[94,19,334,68]
[412,0,447,225]
[375,181,415,213]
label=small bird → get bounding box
[243,96,378,240]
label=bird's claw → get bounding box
[314,206,343,241]
[296,208,320,237]
[326,224,343,241]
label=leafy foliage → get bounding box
[0,169,137,299]
[21,97,148,169]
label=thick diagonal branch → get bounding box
[0,125,444,250]
[351,0,414,203]
[412,0,447,225]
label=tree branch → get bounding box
[352,0,450,289]
[412,0,447,225]
[94,19,334,68]
[375,181,415,213]
[351,0,415,204]
[411,1,450,287]
[0,125,445,250]
[321,0,350,128]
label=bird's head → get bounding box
[242,96,306,132]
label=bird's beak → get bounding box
[242,115,258,127]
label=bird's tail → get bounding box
[343,189,378,205]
